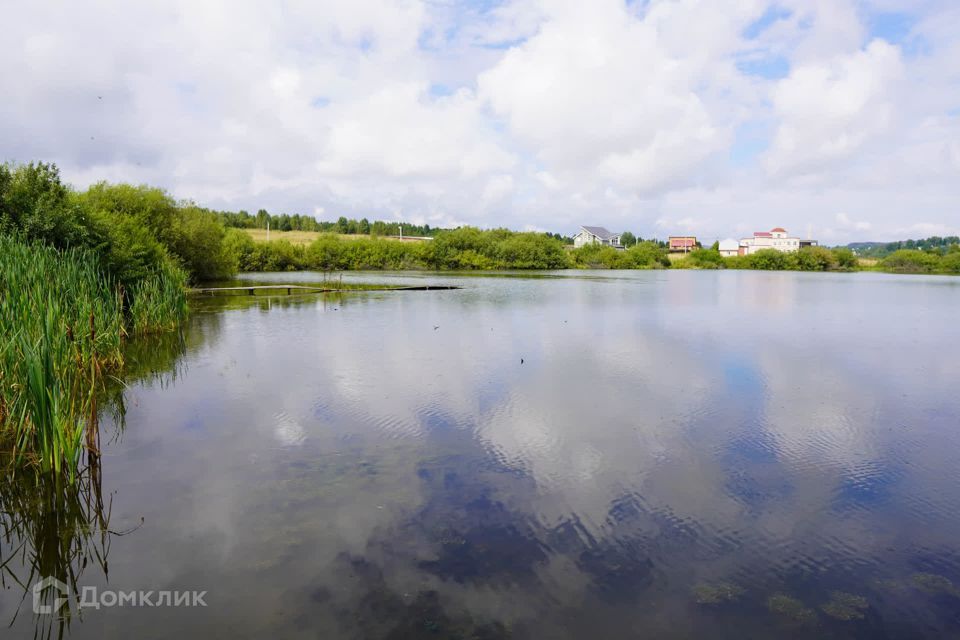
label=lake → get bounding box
[3,270,960,638]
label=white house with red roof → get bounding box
[738,227,816,255]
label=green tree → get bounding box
[0,162,96,249]
[620,231,636,247]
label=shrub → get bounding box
[748,249,797,270]
[938,251,960,274]
[880,249,941,274]
[677,248,724,269]
[794,246,839,271]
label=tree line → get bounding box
[848,236,960,258]
[217,209,441,238]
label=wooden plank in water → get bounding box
[188,284,460,296]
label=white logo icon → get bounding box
[32,577,69,615]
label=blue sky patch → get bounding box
[743,5,792,40]
[429,83,455,98]
[736,54,789,80]
[729,121,772,167]
[867,11,915,45]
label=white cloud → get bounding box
[0,0,958,242]
[765,39,904,177]
[478,0,732,195]
[836,212,872,231]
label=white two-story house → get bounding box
[739,227,817,255]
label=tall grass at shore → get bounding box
[0,235,185,480]
[129,264,188,336]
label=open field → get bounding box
[244,229,324,245]
[243,229,430,245]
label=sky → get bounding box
[1,0,958,243]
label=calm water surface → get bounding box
[3,270,960,638]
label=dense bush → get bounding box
[941,251,960,274]
[673,248,725,269]
[569,241,668,269]
[880,249,943,274]
[81,184,236,282]
[0,162,95,249]
[675,246,859,272]
[228,227,572,271]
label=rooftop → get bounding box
[580,226,617,240]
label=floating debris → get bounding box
[911,572,960,597]
[692,582,745,605]
[821,591,869,620]
[767,593,818,626]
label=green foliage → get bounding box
[620,231,636,247]
[674,248,725,269]
[850,235,960,258]
[218,207,442,237]
[0,162,95,249]
[1,162,195,481]
[81,184,236,282]
[749,248,797,270]
[832,247,858,270]
[793,246,839,271]
[1,236,187,479]
[168,206,237,280]
[228,227,574,271]
[721,246,859,272]
[569,241,668,269]
[881,249,943,274]
[940,251,960,274]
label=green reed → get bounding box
[128,263,188,336]
[0,235,185,480]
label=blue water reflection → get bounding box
[3,270,959,638]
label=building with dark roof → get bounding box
[573,226,623,249]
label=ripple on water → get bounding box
[272,411,307,447]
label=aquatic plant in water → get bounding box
[692,582,744,605]
[0,235,186,480]
[767,593,817,626]
[911,572,960,597]
[821,591,869,620]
